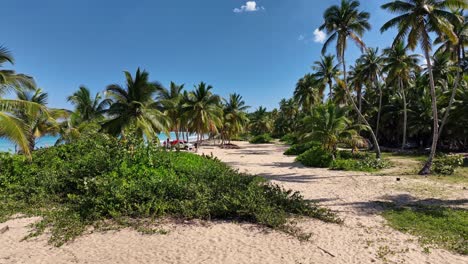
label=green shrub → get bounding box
[284,141,320,156]
[330,157,390,172]
[336,150,370,160]
[433,154,464,175]
[296,147,333,168]
[280,134,298,145]
[0,134,338,245]
[249,134,272,144]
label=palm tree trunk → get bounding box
[342,56,381,159]
[438,48,461,140]
[376,84,383,141]
[419,45,439,175]
[328,80,333,101]
[400,78,408,149]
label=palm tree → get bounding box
[249,106,273,136]
[302,102,364,157]
[293,74,321,111]
[157,82,185,140]
[221,93,249,144]
[311,55,340,100]
[356,48,385,138]
[102,68,169,141]
[0,46,38,158]
[0,46,35,95]
[15,88,65,153]
[381,0,467,174]
[382,42,420,149]
[320,0,381,158]
[183,82,223,146]
[434,10,466,138]
[67,86,110,124]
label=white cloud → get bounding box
[313,29,326,43]
[233,1,264,13]
[298,35,305,41]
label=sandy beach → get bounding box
[1,141,467,264]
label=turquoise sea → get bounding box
[0,132,199,153]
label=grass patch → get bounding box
[0,134,339,246]
[381,203,468,255]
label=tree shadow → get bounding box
[336,194,468,216]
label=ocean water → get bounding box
[0,132,200,153]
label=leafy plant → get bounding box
[296,146,333,168]
[433,154,464,175]
[284,141,320,156]
[249,134,272,144]
[0,134,339,246]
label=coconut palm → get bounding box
[0,46,38,158]
[67,86,110,124]
[293,74,321,111]
[320,0,381,158]
[356,48,385,138]
[381,0,467,174]
[311,55,340,100]
[183,82,223,145]
[0,46,35,95]
[102,68,169,141]
[382,42,420,149]
[15,88,66,153]
[157,82,185,140]
[221,93,249,144]
[302,102,364,157]
[249,106,273,136]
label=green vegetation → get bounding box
[249,133,272,144]
[433,154,464,175]
[0,135,339,246]
[284,141,320,156]
[330,156,391,172]
[296,146,333,168]
[382,204,468,255]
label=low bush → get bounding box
[284,141,320,156]
[0,134,338,246]
[249,134,272,144]
[433,154,464,175]
[296,146,333,168]
[330,157,390,172]
[280,134,299,145]
[336,150,370,160]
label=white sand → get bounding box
[1,142,467,264]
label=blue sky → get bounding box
[3,0,398,111]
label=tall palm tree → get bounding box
[382,42,420,149]
[311,55,340,100]
[102,68,169,141]
[67,86,110,124]
[381,0,467,174]
[221,93,249,144]
[434,11,467,138]
[183,82,222,145]
[157,82,185,140]
[356,48,385,138]
[320,0,381,158]
[293,74,321,111]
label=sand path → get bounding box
[1,142,467,264]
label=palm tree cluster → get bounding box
[0,53,251,157]
[256,0,467,175]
